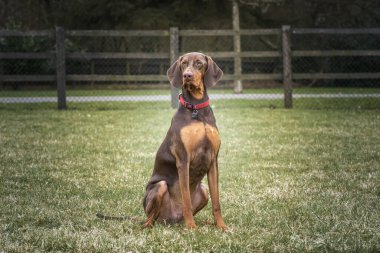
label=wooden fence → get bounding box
[1,26,380,109]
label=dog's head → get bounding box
[167,52,223,97]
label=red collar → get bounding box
[179,94,210,110]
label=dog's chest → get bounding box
[179,122,220,162]
[177,122,220,184]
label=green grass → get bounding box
[1,106,380,252]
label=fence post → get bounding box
[282,25,293,109]
[169,27,179,109]
[56,26,67,110]
[233,0,242,93]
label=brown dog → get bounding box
[143,52,227,230]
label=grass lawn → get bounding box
[0,105,380,252]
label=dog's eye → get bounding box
[195,61,203,68]
[181,61,188,66]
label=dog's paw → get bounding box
[216,221,228,232]
[185,221,197,230]
[142,222,154,229]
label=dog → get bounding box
[143,52,227,230]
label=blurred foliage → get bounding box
[0,19,54,83]
[0,0,379,30]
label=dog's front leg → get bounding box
[171,144,196,229]
[207,160,227,231]
[176,158,196,229]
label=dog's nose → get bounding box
[183,71,193,79]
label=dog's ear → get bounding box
[204,56,223,88]
[167,57,182,88]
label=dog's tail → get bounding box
[96,213,139,221]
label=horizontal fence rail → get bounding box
[1,26,380,109]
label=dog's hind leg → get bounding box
[191,182,209,216]
[143,181,168,228]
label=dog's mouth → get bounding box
[184,82,201,93]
